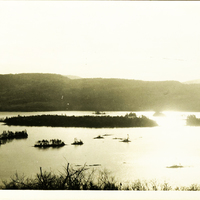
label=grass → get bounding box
[2,163,200,190]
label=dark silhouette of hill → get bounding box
[0,73,200,111]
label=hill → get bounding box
[1,73,200,111]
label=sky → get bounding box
[0,1,200,82]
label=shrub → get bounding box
[2,164,200,190]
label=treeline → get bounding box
[4,114,157,128]
[1,73,200,111]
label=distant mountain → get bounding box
[1,73,200,112]
[183,79,200,84]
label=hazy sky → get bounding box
[0,1,200,82]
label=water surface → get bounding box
[0,111,200,187]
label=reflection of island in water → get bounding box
[153,111,165,117]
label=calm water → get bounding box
[1,111,200,187]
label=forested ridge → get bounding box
[0,73,200,111]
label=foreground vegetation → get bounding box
[1,163,200,191]
[4,114,157,128]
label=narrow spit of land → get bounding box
[3,113,158,128]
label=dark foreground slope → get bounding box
[1,73,200,111]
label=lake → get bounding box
[1,111,200,188]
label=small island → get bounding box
[102,134,112,136]
[121,134,131,143]
[153,111,165,117]
[0,130,28,140]
[186,115,200,126]
[121,138,131,143]
[94,111,106,115]
[3,113,158,128]
[166,165,184,168]
[94,135,104,139]
[71,138,83,145]
[34,139,65,148]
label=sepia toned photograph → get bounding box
[1,1,200,199]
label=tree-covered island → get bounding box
[186,115,200,126]
[3,113,157,128]
[34,139,65,148]
[0,130,28,140]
